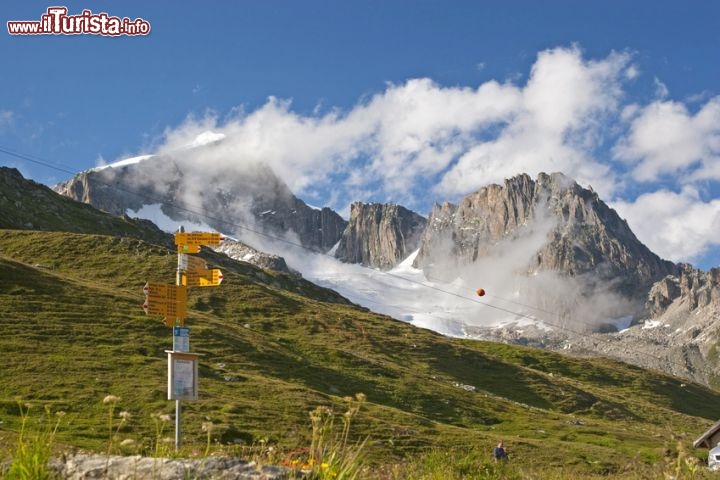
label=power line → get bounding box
[0,146,79,177]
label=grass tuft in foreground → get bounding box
[3,401,64,480]
[281,393,367,479]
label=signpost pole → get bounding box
[175,398,181,451]
[175,228,183,452]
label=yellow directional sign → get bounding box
[143,283,187,302]
[182,269,223,287]
[143,297,188,319]
[174,232,224,247]
[178,253,207,273]
[143,283,188,320]
[177,244,201,254]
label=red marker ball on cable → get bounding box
[476,288,485,297]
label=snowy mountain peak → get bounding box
[182,130,226,149]
[91,154,154,173]
[90,131,226,173]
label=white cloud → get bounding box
[353,77,523,195]
[0,110,14,131]
[611,187,720,263]
[625,64,639,80]
[434,47,630,198]
[653,77,669,99]
[146,46,634,213]
[614,96,720,182]
[149,78,524,210]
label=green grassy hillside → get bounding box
[0,229,718,477]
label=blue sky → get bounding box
[1,1,720,269]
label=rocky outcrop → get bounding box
[53,159,347,253]
[414,172,678,298]
[646,265,720,320]
[334,202,427,270]
[674,265,720,312]
[646,275,683,318]
[49,453,289,480]
[214,239,295,275]
[644,264,720,326]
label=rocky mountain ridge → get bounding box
[414,172,677,298]
[408,172,720,383]
[214,239,295,275]
[53,154,431,273]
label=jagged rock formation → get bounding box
[53,158,347,253]
[334,202,427,270]
[414,172,678,299]
[214,239,295,275]
[649,265,720,315]
[646,275,683,318]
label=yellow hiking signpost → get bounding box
[142,229,225,451]
[143,282,186,299]
[143,295,188,319]
[142,282,188,325]
[174,231,224,246]
[181,268,223,287]
[174,232,223,254]
[177,244,201,254]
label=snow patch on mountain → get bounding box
[92,154,154,172]
[126,204,215,233]
[267,242,542,336]
[327,240,340,256]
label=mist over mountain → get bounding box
[53,145,347,253]
[414,172,679,329]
